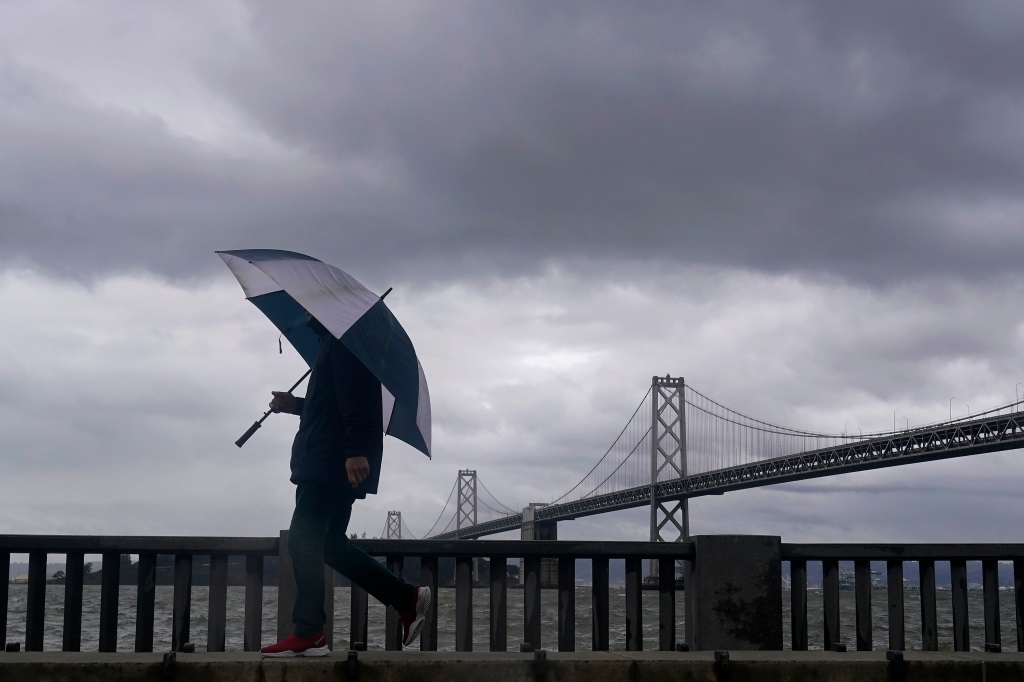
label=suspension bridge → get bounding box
[384,376,1024,546]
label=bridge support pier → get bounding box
[685,535,783,651]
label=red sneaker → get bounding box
[400,586,432,647]
[260,630,330,657]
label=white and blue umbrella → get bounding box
[218,249,431,458]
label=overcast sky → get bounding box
[1,0,1023,546]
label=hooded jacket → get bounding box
[289,318,383,497]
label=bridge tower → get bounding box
[456,470,478,539]
[649,375,688,578]
[386,511,402,540]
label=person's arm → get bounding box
[332,343,381,486]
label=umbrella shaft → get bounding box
[288,368,312,393]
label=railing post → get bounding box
[0,552,8,648]
[420,556,439,651]
[524,556,542,650]
[887,560,904,651]
[625,556,642,651]
[1015,559,1024,653]
[323,564,335,651]
[350,584,368,650]
[243,555,264,652]
[26,551,46,651]
[208,554,228,652]
[790,560,808,651]
[982,559,1000,650]
[489,555,507,652]
[277,530,293,642]
[63,551,85,652]
[386,555,404,651]
[854,559,872,651]
[99,552,121,652]
[822,560,840,651]
[172,554,193,652]
[591,557,609,652]
[558,556,576,652]
[951,560,969,651]
[135,553,156,652]
[919,560,938,651]
[455,555,473,651]
[658,556,675,651]
[688,536,782,650]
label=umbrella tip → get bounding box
[380,287,393,300]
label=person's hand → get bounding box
[270,391,298,415]
[346,457,370,487]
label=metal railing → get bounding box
[0,535,276,653]
[783,544,1024,653]
[0,535,694,653]
[4,535,1023,654]
[341,539,693,652]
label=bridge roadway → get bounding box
[433,410,1024,539]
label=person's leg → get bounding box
[324,494,416,612]
[287,483,333,637]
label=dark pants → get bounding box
[288,483,415,637]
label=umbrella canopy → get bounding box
[218,249,431,458]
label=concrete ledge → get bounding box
[1,650,1023,682]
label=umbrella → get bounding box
[218,249,431,458]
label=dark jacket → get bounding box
[290,320,383,497]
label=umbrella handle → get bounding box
[235,420,261,447]
[235,410,271,447]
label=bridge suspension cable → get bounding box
[548,387,653,506]
[400,517,419,540]
[478,477,518,514]
[416,479,458,539]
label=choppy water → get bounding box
[783,588,1020,652]
[3,585,1019,652]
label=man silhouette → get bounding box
[260,314,430,657]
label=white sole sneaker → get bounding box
[302,645,331,657]
[402,587,432,647]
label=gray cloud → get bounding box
[1,1,1023,283]
[1,1,1023,549]
[1,266,1021,543]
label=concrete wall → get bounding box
[2,651,1021,682]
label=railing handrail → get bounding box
[782,543,1024,561]
[11,535,1024,560]
[354,539,695,558]
[2,536,696,557]
[0,535,696,559]
[0,535,279,554]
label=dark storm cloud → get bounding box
[2,0,1023,281]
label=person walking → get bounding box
[259,313,430,657]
